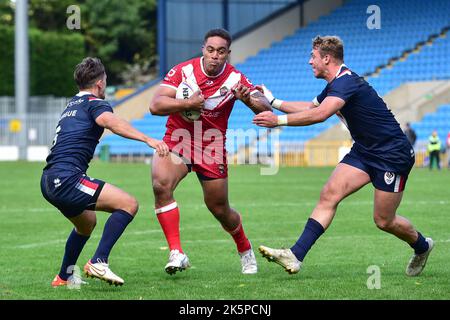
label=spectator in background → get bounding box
[427,130,441,170]
[404,122,417,147]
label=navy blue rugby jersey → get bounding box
[314,65,414,172]
[44,92,113,172]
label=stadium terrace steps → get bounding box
[411,103,450,143]
[96,0,450,156]
[313,81,450,143]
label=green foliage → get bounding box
[0,26,85,96]
[0,26,14,95]
[82,0,157,84]
[0,0,13,26]
[29,29,85,96]
[28,0,81,32]
[0,0,158,89]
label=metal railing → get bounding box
[0,96,67,147]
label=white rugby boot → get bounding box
[84,259,124,286]
[239,248,258,274]
[165,249,191,275]
[406,237,434,277]
[259,245,301,274]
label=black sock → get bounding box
[59,229,89,280]
[290,218,325,261]
[91,210,134,263]
[410,232,429,254]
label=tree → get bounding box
[0,0,14,26]
[29,0,82,32]
[1,0,158,86]
[81,0,157,84]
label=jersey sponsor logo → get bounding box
[201,110,222,118]
[67,98,83,108]
[167,68,176,77]
[384,172,395,185]
[204,71,241,110]
[220,86,229,96]
[53,178,61,188]
[175,61,244,113]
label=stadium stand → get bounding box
[96,0,450,157]
[411,104,450,143]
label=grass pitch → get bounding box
[1,161,449,300]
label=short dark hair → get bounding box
[204,28,232,48]
[312,35,344,62]
[74,57,106,89]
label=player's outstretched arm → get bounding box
[233,83,272,114]
[149,86,204,116]
[253,96,345,128]
[95,112,169,156]
[256,84,315,114]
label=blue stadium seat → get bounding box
[411,103,450,141]
[98,0,450,155]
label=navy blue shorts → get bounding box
[40,170,105,218]
[341,150,413,193]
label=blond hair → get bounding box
[312,36,344,62]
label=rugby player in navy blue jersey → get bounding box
[41,57,169,287]
[253,36,433,277]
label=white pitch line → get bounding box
[16,239,66,249]
[12,226,214,249]
[13,230,450,249]
[2,199,450,213]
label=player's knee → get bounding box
[374,215,394,231]
[76,220,96,236]
[319,184,341,206]
[124,196,139,216]
[152,179,172,199]
[205,200,228,217]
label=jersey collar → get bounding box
[334,64,348,78]
[76,91,94,97]
[200,56,227,78]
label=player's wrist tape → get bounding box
[277,115,288,126]
[270,98,283,110]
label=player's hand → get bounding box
[255,84,275,103]
[187,90,205,111]
[147,138,170,157]
[233,83,251,104]
[253,111,279,128]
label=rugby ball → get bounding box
[176,82,201,121]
